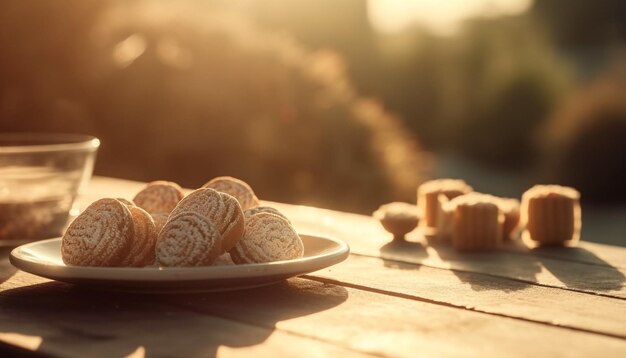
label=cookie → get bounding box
[522,185,581,245]
[170,188,245,253]
[450,194,503,252]
[436,194,455,240]
[244,206,290,223]
[151,212,170,233]
[116,198,135,207]
[119,206,158,267]
[155,211,221,267]
[417,179,473,228]
[498,198,520,240]
[230,213,303,264]
[61,198,133,266]
[213,253,235,266]
[133,180,185,214]
[373,202,419,240]
[202,176,260,210]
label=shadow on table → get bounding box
[0,278,348,357]
[426,240,542,293]
[0,248,18,285]
[378,235,541,292]
[377,229,625,294]
[530,246,626,293]
[379,239,428,267]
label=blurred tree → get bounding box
[0,0,425,213]
[540,67,626,204]
[370,17,572,167]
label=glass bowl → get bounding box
[0,133,100,244]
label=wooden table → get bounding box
[1,177,625,357]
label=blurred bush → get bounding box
[448,18,572,168]
[0,1,425,213]
[540,64,626,204]
[371,18,572,169]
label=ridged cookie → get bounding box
[170,188,245,253]
[120,206,158,267]
[156,211,221,267]
[202,176,260,211]
[151,212,169,233]
[62,198,133,266]
[133,180,185,214]
[230,213,303,264]
[522,185,580,245]
[244,206,290,223]
[451,194,503,252]
[417,179,473,228]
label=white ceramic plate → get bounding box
[9,234,349,293]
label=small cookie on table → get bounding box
[521,185,581,246]
[417,179,473,229]
[447,193,504,252]
[373,202,419,240]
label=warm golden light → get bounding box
[368,0,532,35]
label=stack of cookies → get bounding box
[375,179,581,252]
[415,179,579,251]
[61,177,304,267]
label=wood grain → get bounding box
[157,276,626,358]
[0,272,368,358]
[306,254,626,338]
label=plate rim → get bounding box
[9,234,350,283]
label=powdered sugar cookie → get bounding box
[156,211,221,267]
[151,212,169,233]
[202,176,260,210]
[133,180,185,214]
[116,198,135,207]
[120,206,158,267]
[62,198,133,266]
[230,213,303,264]
[170,188,244,253]
[213,253,235,266]
[244,206,290,223]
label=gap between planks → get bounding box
[349,251,626,301]
[300,274,626,341]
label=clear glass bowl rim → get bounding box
[0,133,100,154]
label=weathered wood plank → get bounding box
[0,272,369,358]
[307,254,626,338]
[158,275,626,358]
[271,202,626,299]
